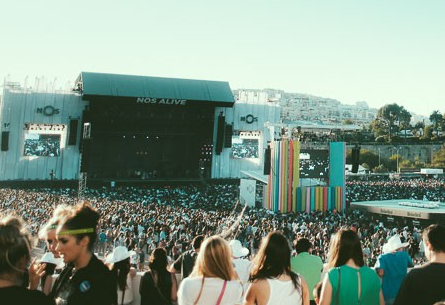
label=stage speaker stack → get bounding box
[224,124,233,148]
[80,138,93,172]
[215,115,225,155]
[263,145,271,175]
[68,119,79,146]
[1,131,9,151]
[351,146,361,173]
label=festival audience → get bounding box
[245,231,309,305]
[177,236,243,305]
[394,224,445,305]
[140,247,177,305]
[319,229,384,305]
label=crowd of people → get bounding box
[1,177,445,304]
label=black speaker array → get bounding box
[224,124,233,148]
[80,138,93,172]
[263,146,271,175]
[68,119,78,146]
[351,146,361,173]
[215,115,225,155]
[1,131,9,151]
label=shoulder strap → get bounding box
[150,271,170,304]
[215,280,227,305]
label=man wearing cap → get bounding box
[374,234,413,305]
[229,239,252,298]
[394,224,445,305]
[291,238,323,305]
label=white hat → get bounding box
[105,246,136,264]
[382,235,409,254]
[230,240,249,257]
[39,252,64,269]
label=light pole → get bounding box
[396,147,401,173]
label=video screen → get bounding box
[231,137,259,159]
[299,149,329,178]
[23,134,61,157]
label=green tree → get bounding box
[342,118,354,125]
[429,110,444,134]
[371,103,412,141]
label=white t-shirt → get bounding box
[178,276,243,305]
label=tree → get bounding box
[342,118,354,125]
[429,110,444,134]
[431,144,445,168]
[371,103,412,141]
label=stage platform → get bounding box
[351,199,445,221]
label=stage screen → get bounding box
[231,137,259,159]
[299,149,329,178]
[23,133,61,157]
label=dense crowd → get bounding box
[2,177,443,267]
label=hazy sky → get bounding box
[1,0,444,117]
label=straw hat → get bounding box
[39,252,64,269]
[382,235,409,254]
[105,246,136,264]
[229,240,249,257]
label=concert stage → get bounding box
[351,199,445,222]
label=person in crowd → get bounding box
[140,247,178,305]
[170,235,204,280]
[106,246,137,305]
[136,246,145,272]
[0,215,54,304]
[229,239,252,300]
[394,224,445,305]
[38,204,71,259]
[319,229,384,305]
[291,237,323,305]
[374,234,413,305]
[245,231,309,305]
[177,236,243,305]
[38,252,64,295]
[50,201,117,305]
[312,282,323,305]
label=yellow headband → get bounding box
[57,228,94,235]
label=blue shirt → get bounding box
[375,251,413,300]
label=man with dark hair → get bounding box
[169,235,204,280]
[291,238,323,305]
[394,224,445,305]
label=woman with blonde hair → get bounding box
[177,235,243,305]
[244,231,309,305]
[319,229,384,305]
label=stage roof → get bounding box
[76,72,235,106]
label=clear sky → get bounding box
[1,0,444,117]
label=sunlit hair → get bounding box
[57,201,100,251]
[38,204,72,240]
[249,231,300,290]
[191,235,236,281]
[327,229,364,268]
[0,215,32,280]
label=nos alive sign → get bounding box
[136,97,187,106]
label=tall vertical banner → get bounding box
[329,142,346,211]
